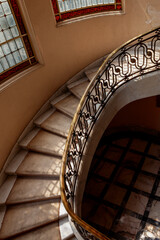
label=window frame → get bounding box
[0,0,37,83]
[52,0,123,24]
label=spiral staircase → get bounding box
[1,27,160,240]
[0,55,104,240]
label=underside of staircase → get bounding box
[0,58,104,240]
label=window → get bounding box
[52,0,122,23]
[0,0,37,83]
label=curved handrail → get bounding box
[61,26,160,240]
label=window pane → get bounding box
[4,29,12,40]
[0,16,9,29]
[15,38,23,49]
[9,40,17,52]
[0,5,4,16]
[6,54,15,67]
[13,51,22,64]
[0,46,4,57]
[6,14,16,27]
[2,43,11,55]
[19,48,27,60]
[1,57,9,70]
[11,26,19,37]
[0,63,4,73]
[2,2,11,15]
[0,31,6,43]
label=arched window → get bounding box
[0,0,37,83]
[52,0,122,23]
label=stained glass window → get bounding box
[52,0,122,23]
[0,0,37,83]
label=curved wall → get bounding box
[0,0,160,171]
[108,95,160,131]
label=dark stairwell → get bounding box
[82,96,160,240]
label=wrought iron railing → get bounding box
[61,26,160,240]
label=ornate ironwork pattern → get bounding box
[74,221,101,240]
[61,27,160,240]
[52,0,122,23]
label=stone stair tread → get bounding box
[0,176,16,205]
[59,216,74,240]
[15,152,62,177]
[5,150,28,174]
[19,128,40,148]
[0,206,6,229]
[63,233,75,240]
[37,111,72,137]
[7,178,60,204]
[51,92,71,106]
[67,77,88,90]
[68,79,89,99]
[20,130,66,157]
[59,201,67,216]
[0,199,60,238]
[53,95,79,118]
[34,108,56,126]
[85,67,99,81]
[12,222,61,240]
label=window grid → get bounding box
[0,0,37,83]
[52,0,122,23]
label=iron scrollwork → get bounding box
[61,27,160,240]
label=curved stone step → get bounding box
[63,234,75,240]
[67,77,89,99]
[0,206,6,229]
[5,151,28,175]
[59,202,75,240]
[59,216,75,240]
[6,151,62,178]
[6,177,60,204]
[0,199,61,239]
[12,222,61,240]
[52,95,79,118]
[85,67,99,81]
[0,176,16,205]
[35,110,72,138]
[19,129,66,157]
[51,92,71,106]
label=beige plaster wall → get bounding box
[0,0,160,171]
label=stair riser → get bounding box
[19,146,63,158]
[5,173,60,180]
[0,214,68,240]
[6,196,61,205]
